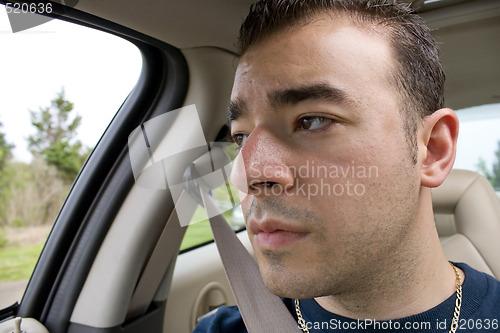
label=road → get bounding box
[0,280,27,308]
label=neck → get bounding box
[314,189,463,320]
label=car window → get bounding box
[180,143,245,251]
[454,103,500,192]
[181,206,245,251]
[0,10,142,308]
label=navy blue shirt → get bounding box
[193,263,500,332]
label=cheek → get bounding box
[302,138,417,218]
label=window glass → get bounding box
[454,103,500,192]
[180,206,245,251]
[0,8,142,308]
[180,143,246,251]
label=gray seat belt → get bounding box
[200,189,299,332]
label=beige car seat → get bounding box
[432,169,500,278]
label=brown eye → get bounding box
[298,116,332,131]
[232,133,248,148]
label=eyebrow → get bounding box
[228,99,246,123]
[269,82,350,110]
[228,82,352,124]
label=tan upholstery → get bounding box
[432,169,500,279]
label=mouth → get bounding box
[249,219,310,250]
[254,230,309,249]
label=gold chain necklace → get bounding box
[295,263,462,333]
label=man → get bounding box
[194,0,500,332]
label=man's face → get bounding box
[230,18,422,299]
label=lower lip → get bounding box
[254,230,309,249]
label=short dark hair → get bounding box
[237,0,445,163]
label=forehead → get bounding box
[230,18,397,113]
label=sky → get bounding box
[0,6,499,174]
[0,8,142,162]
[455,104,500,173]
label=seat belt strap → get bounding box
[200,189,300,332]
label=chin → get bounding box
[265,284,299,298]
[261,269,319,299]
[266,283,319,300]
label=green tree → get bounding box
[0,120,15,226]
[27,89,88,182]
[477,140,500,189]
[0,120,14,170]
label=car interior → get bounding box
[0,0,499,332]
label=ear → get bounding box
[420,108,459,188]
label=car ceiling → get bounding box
[73,0,500,111]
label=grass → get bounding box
[179,203,241,251]
[0,197,241,281]
[0,243,44,282]
[180,220,213,251]
[0,223,217,282]
[0,229,206,282]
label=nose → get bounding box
[230,128,295,198]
